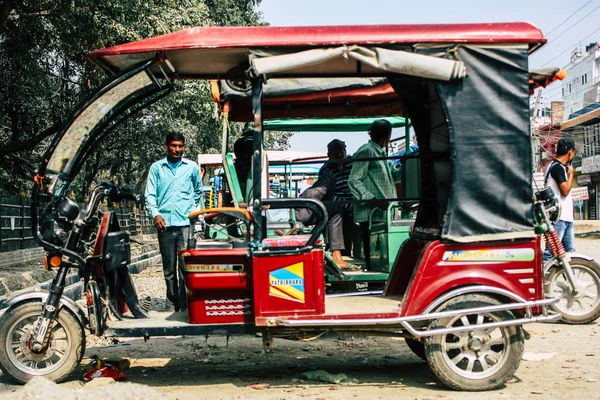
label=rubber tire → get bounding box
[405,337,426,361]
[0,302,85,384]
[424,294,524,391]
[546,257,600,324]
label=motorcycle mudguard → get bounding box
[566,252,596,262]
[3,289,87,329]
[543,253,598,275]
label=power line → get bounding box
[545,0,595,37]
[541,80,598,101]
[539,25,600,67]
[544,4,600,47]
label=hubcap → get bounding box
[6,312,71,375]
[468,336,482,352]
[440,313,510,379]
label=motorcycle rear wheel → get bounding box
[0,302,85,384]
[546,257,600,324]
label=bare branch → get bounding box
[0,124,59,157]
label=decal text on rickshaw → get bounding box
[185,264,243,272]
[269,262,305,302]
[442,248,535,262]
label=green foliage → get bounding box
[0,0,284,199]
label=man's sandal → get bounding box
[339,263,362,271]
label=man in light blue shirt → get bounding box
[145,132,202,312]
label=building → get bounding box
[560,42,600,220]
[561,42,600,120]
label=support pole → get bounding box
[251,78,264,242]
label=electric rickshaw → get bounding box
[0,23,567,391]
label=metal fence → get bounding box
[0,195,154,253]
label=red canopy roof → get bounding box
[88,23,545,76]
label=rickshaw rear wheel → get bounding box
[546,257,600,324]
[404,338,426,361]
[424,294,524,391]
[0,302,85,384]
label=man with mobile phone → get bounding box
[544,137,577,260]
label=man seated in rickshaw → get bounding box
[348,120,401,269]
[319,138,362,258]
[221,129,254,236]
[294,171,358,270]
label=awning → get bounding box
[87,23,545,76]
[561,104,600,131]
[250,46,467,81]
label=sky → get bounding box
[257,0,600,153]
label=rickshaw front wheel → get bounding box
[424,294,524,391]
[0,302,85,384]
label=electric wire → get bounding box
[539,26,600,67]
[544,0,595,37]
[544,4,600,46]
[541,70,597,97]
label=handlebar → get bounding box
[98,182,138,202]
[262,198,328,248]
[31,182,139,268]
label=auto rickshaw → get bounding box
[0,23,564,391]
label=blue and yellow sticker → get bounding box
[442,248,535,262]
[269,262,305,302]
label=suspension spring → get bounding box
[544,230,566,258]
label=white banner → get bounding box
[577,174,591,185]
[571,187,590,201]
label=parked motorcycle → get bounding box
[0,183,145,383]
[534,187,600,324]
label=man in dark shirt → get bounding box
[221,130,254,236]
[233,131,254,200]
[295,172,352,269]
[544,137,576,260]
[319,139,359,257]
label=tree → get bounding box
[0,0,287,198]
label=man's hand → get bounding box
[154,215,167,232]
[566,164,574,177]
[368,199,388,210]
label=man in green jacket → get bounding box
[348,119,401,269]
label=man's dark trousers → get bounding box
[157,226,189,311]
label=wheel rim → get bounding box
[439,312,511,380]
[549,265,600,317]
[5,311,72,376]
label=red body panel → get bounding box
[90,23,544,59]
[183,249,254,324]
[252,249,325,319]
[393,239,544,316]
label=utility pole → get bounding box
[530,90,542,171]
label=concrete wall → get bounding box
[0,235,160,309]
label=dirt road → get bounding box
[1,238,599,399]
[2,319,597,400]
